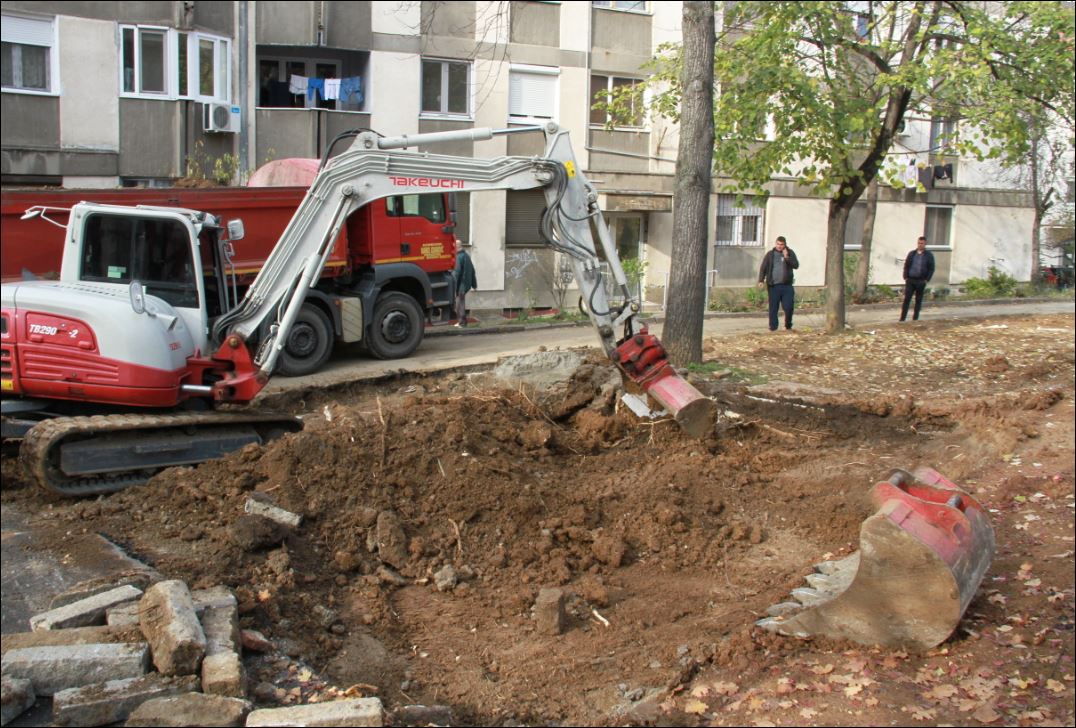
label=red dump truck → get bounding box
[1,163,459,375]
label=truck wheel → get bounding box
[367,292,423,360]
[277,303,333,377]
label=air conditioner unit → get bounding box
[203,103,240,133]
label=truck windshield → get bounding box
[386,194,445,223]
[80,214,199,309]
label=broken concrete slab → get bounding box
[51,673,199,727]
[493,350,584,389]
[125,692,252,727]
[139,580,206,676]
[0,642,150,696]
[30,584,142,632]
[0,625,142,657]
[244,494,302,529]
[1,676,35,727]
[245,698,384,727]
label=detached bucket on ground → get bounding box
[757,467,996,650]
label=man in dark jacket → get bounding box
[757,236,800,331]
[900,236,935,322]
[453,246,477,327]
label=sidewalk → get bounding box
[428,295,1075,338]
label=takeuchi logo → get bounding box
[389,176,464,189]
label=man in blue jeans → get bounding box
[757,236,800,331]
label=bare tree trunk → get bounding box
[663,1,715,366]
[824,199,851,332]
[853,179,879,301]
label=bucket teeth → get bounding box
[755,616,810,638]
[765,601,803,617]
[790,587,829,606]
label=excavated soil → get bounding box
[3,312,1074,726]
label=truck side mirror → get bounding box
[226,219,245,242]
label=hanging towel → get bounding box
[288,74,308,95]
[340,77,363,104]
[323,78,341,101]
[307,77,324,101]
[901,163,919,187]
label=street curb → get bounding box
[425,296,1070,337]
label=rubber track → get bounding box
[21,411,300,497]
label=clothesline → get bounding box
[288,74,363,103]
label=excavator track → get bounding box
[20,411,302,497]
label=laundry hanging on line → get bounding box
[287,74,363,104]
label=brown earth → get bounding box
[2,312,1074,726]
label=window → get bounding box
[843,202,868,248]
[121,26,230,102]
[257,57,360,111]
[714,195,764,247]
[421,59,469,116]
[924,206,952,247]
[590,74,643,127]
[387,194,447,224]
[80,214,198,308]
[593,1,648,12]
[2,14,55,93]
[506,189,546,246]
[509,66,558,121]
[929,116,957,152]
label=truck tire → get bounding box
[367,292,424,360]
[277,303,333,377]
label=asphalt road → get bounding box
[262,298,1076,396]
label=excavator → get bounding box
[0,123,993,649]
[1,122,713,498]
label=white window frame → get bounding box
[923,205,954,249]
[420,58,471,118]
[589,73,646,130]
[508,64,559,123]
[257,56,347,110]
[593,1,650,14]
[714,194,765,247]
[120,25,231,103]
[1,13,60,96]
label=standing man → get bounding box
[757,236,800,331]
[900,236,935,322]
[453,245,477,327]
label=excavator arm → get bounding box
[210,122,714,436]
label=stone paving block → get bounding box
[139,580,206,676]
[200,603,244,696]
[534,587,566,635]
[30,584,143,632]
[245,698,384,727]
[244,495,302,528]
[51,673,199,727]
[0,643,150,696]
[0,625,142,657]
[48,572,155,610]
[1,676,35,727]
[191,586,238,614]
[125,692,252,726]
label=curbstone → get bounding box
[51,673,199,727]
[244,495,302,529]
[125,692,252,726]
[30,585,143,632]
[245,698,384,727]
[139,581,206,676]
[1,675,35,727]
[107,602,142,628]
[200,599,244,696]
[0,625,143,658]
[0,643,150,696]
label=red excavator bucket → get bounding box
[756,467,996,649]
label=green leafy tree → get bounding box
[607,1,1075,333]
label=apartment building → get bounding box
[1,1,1037,311]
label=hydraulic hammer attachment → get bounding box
[613,328,716,438]
[756,467,995,650]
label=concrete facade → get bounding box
[1,1,1038,309]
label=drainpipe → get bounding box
[238,1,249,178]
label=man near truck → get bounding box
[454,246,477,327]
